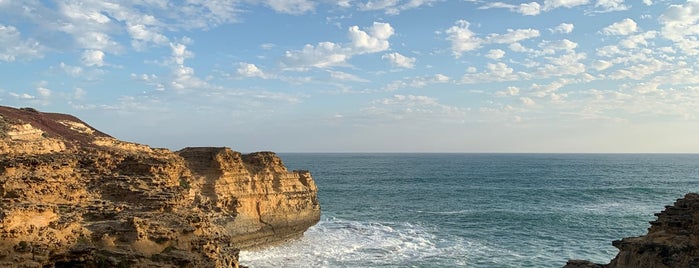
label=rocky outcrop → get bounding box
[0,106,320,267]
[564,193,699,268]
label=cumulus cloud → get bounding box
[364,94,467,121]
[263,0,316,14]
[383,74,451,91]
[81,50,105,67]
[496,86,520,96]
[551,23,574,34]
[37,86,51,98]
[283,42,349,69]
[602,18,638,35]
[520,97,536,106]
[543,0,591,11]
[382,52,416,68]
[486,49,506,59]
[660,1,699,55]
[595,0,629,12]
[0,24,44,62]
[446,21,539,58]
[283,22,394,69]
[446,20,482,57]
[237,63,269,78]
[329,70,369,82]
[592,60,613,71]
[349,22,394,54]
[487,28,541,44]
[167,43,208,90]
[170,43,194,65]
[358,0,439,15]
[479,2,542,15]
[462,62,521,84]
[519,2,543,15]
[127,23,169,49]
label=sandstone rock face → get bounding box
[0,106,320,267]
[564,193,699,268]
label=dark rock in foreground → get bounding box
[0,106,320,267]
[565,193,699,268]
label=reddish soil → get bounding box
[0,106,111,146]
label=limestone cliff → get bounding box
[0,106,320,267]
[564,193,699,268]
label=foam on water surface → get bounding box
[240,216,480,267]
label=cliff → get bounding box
[0,106,320,267]
[564,193,699,268]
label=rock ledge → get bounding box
[0,106,320,268]
[565,193,699,268]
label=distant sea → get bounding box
[240,154,699,267]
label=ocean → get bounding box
[240,154,699,267]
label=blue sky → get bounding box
[1,0,699,153]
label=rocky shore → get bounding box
[0,106,320,267]
[565,193,699,268]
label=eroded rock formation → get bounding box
[564,193,699,268]
[0,106,320,267]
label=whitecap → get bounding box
[240,216,481,267]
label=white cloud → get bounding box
[446,20,482,57]
[283,22,394,69]
[364,94,467,121]
[263,0,316,14]
[551,23,574,34]
[0,24,44,62]
[486,49,506,59]
[329,70,369,82]
[538,39,578,54]
[660,1,699,55]
[520,97,536,106]
[619,31,657,48]
[237,63,269,78]
[487,28,541,44]
[446,21,539,58]
[592,60,613,71]
[519,2,542,15]
[9,92,35,100]
[81,50,105,67]
[595,0,629,12]
[358,0,439,15]
[349,22,394,54]
[382,52,416,68]
[74,88,87,99]
[643,0,652,5]
[37,86,51,98]
[170,43,194,65]
[601,18,638,35]
[283,42,348,69]
[543,0,590,11]
[496,86,520,96]
[59,62,84,77]
[478,2,542,16]
[167,43,208,90]
[127,23,169,49]
[383,74,451,91]
[462,62,521,84]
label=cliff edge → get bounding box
[0,106,320,267]
[564,193,699,268]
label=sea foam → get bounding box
[240,216,478,267]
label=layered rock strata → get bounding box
[0,106,320,267]
[564,193,699,268]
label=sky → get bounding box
[1,0,699,153]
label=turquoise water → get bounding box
[240,154,699,267]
